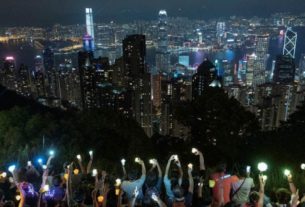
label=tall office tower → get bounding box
[253,35,269,87]
[160,73,191,139]
[156,10,170,73]
[96,25,114,49]
[43,48,58,98]
[283,27,297,59]
[123,34,152,137]
[155,52,170,73]
[85,8,95,50]
[273,55,295,84]
[16,64,31,97]
[246,53,256,87]
[192,59,219,99]
[34,55,45,73]
[157,10,168,52]
[238,59,247,85]
[33,55,47,97]
[78,51,96,110]
[152,73,162,113]
[1,56,16,90]
[216,21,226,43]
[222,60,234,86]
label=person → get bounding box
[121,157,146,201]
[142,159,162,207]
[164,155,183,206]
[211,163,239,207]
[171,163,194,207]
[231,166,255,206]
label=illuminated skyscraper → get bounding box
[253,35,269,87]
[123,34,152,137]
[78,51,96,110]
[283,27,297,59]
[16,64,31,97]
[156,10,170,73]
[85,8,95,50]
[1,56,16,90]
[273,55,295,84]
[43,48,58,98]
[246,53,256,87]
[192,59,219,99]
[157,10,168,52]
[216,21,226,43]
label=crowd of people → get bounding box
[0,148,301,207]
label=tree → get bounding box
[175,87,259,165]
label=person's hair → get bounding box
[276,188,291,204]
[52,175,62,187]
[216,163,227,173]
[172,185,184,200]
[146,171,157,188]
[249,191,260,204]
[127,169,139,181]
[238,166,248,178]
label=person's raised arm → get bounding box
[187,164,194,193]
[258,175,266,207]
[164,155,175,178]
[137,158,146,177]
[121,159,127,179]
[176,157,183,186]
[287,174,297,195]
[76,154,86,174]
[198,151,206,171]
[155,159,162,178]
[87,151,94,174]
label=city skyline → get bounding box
[2,0,305,26]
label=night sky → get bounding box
[1,0,305,26]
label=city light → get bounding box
[191,148,198,154]
[92,169,97,176]
[49,150,55,156]
[5,56,14,61]
[135,157,140,163]
[8,165,16,173]
[258,162,268,172]
[284,169,291,176]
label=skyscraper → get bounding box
[123,34,152,137]
[192,59,219,99]
[283,27,297,59]
[78,51,96,110]
[43,48,58,98]
[156,10,170,73]
[85,8,95,50]
[157,10,168,52]
[273,55,295,84]
[16,64,31,97]
[1,56,16,90]
[253,35,269,87]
